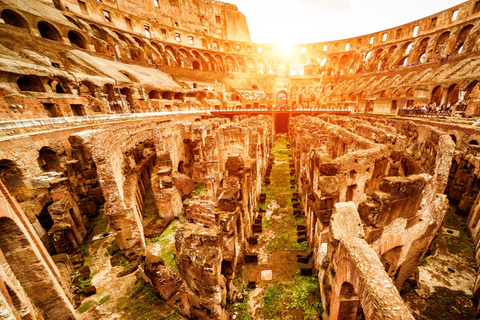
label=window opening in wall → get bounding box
[201,39,207,47]
[174,21,178,27]
[302,47,306,53]
[193,83,197,88]
[268,68,273,74]
[474,1,480,14]
[370,36,374,44]
[154,0,159,7]
[320,57,327,66]
[323,44,327,51]
[247,45,251,53]
[189,36,194,45]
[452,9,459,21]
[235,44,240,50]
[396,28,402,39]
[125,17,132,30]
[51,62,60,68]
[258,46,262,53]
[43,103,57,117]
[346,43,350,51]
[357,39,362,47]
[430,17,437,28]
[300,69,304,75]
[412,25,419,37]
[161,29,167,37]
[144,26,150,38]
[78,0,88,14]
[213,42,218,50]
[175,33,181,42]
[103,10,111,22]
[71,104,85,116]
[215,15,221,24]
[334,43,338,50]
[382,33,387,41]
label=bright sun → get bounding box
[279,42,295,54]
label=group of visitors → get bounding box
[401,100,470,116]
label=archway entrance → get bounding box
[276,90,288,109]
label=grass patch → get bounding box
[266,231,309,253]
[192,183,206,197]
[99,295,111,305]
[261,274,322,320]
[116,273,168,320]
[78,300,96,314]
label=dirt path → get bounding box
[232,135,322,320]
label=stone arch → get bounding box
[431,85,443,105]
[435,31,451,56]
[225,56,236,72]
[447,83,459,105]
[0,217,75,319]
[5,283,28,317]
[414,37,430,62]
[149,90,161,99]
[68,30,87,49]
[38,21,61,41]
[192,61,201,70]
[1,9,28,30]
[132,37,145,48]
[454,24,474,54]
[276,90,287,107]
[0,160,27,202]
[89,24,106,41]
[236,57,246,72]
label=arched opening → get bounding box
[174,92,184,101]
[38,147,62,172]
[79,82,95,97]
[37,21,61,41]
[338,282,361,319]
[290,69,297,76]
[0,217,74,319]
[447,83,459,105]
[1,9,28,30]
[17,75,45,92]
[38,202,55,253]
[120,87,134,105]
[431,86,443,105]
[68,30,86,49]
[450,134,457,144]
[455,25,474,54]
[149,90,161,99]
[469,140,479,145]
[90,24,106,41]
[162,92,173,100]
[381,246,403,277]
[276,90,287,108]
[0,160,28,202]
[192,61,201,70]
[415,37,430,63]
[56,83,65,93]
[435,31,451,56]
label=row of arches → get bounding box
[323,23,480,76]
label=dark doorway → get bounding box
[275,113,289,133]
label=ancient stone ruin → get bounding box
[2,0,480,319]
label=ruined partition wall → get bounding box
[73,115,274,318]
[289,115,453,319]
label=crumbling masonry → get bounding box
[3,0,480,319]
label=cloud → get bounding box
[298,0,351,12]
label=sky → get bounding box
[229,0,467,47]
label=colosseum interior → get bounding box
[2,0,480,319]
